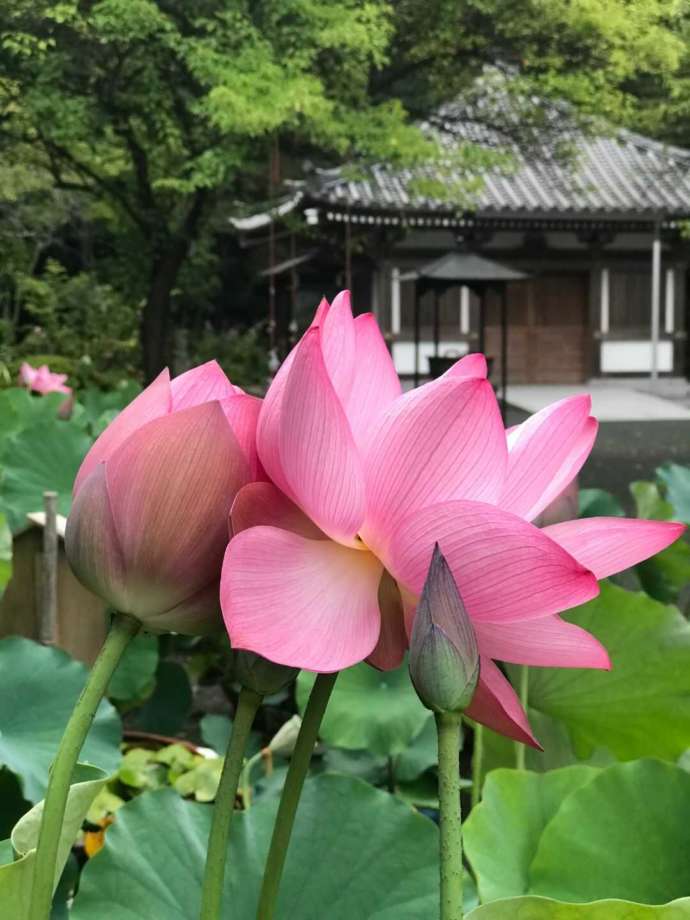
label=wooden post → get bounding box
[500,285,508,422]
[414,284,421,387]
[433,289,441,358]
[650,221,662,384]
[478,288,486,356]
[40,491,58,645]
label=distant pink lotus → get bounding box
[19,361,74,416]
[19,361,72,397]
[221,294,684,745]
[66,362,262,634]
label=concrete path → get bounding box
[508,383,690,422]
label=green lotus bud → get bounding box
[409,544,479,714]
[230,650,298,696]
[267,715,302,758]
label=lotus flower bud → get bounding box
[267,715,302,758]
[409,544,479,714]
[65,362,262,635]
[230,650,298,696]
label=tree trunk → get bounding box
[141,246,186,382]
[140,192,207,382]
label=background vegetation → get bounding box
[1,0,687,384]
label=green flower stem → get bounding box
[515,665,529,770]
[239,750,265,811]
[471,722,483,811]
[435,710,464,920]
[199,686,263,920]
[256,672,338,920]
[30,611,140,920]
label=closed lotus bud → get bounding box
[267,715,302,758]
[230,650,298,696]
[65,362,262,635]
[409,544,479,714]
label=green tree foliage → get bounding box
[0,1,684,377]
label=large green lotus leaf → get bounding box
[578,488,625,518]
[0,389,67,440]
[630,481,690,605]
[0,418,92,530]
[72,773,438,919]
[657,463,690,523]
[297,661,428,758]
[464,766,600,903]
[0,767,30,839]
[507,582,690,762]
[473,709,614,788]
[468,896,690,919]
[108,633,159,702]
[529,759,690,904]
[394,714,438,782]
[0,512,12,592]
[131,660,192,735]
[0,763,108,919]
[0,637,122,801]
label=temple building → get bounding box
[231,109,690,385]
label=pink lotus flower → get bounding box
[19,361,74,417]
[66,362,262,635]
[19,361,72,397]
[221,294,684,745]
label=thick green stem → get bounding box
[471,722,483,811]
[256,672,338,920]
[436,711,464,920]
[30,611,140,920]
[199,687,263,920]
[515,665,529,770]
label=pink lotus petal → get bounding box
[443,353,488,379]
[388,500,599,623]
[533,478,580,528]
[543,516,686,579]
[361,378,507,555]
[65,463,129,612]
[475,616,611,669]
[18,361,37,387]
[74,369,172,495]
[498,396,597,522]
[220,393,265,480]
[170,360,236,410]
[230,482,325,540]
[221,526,383,671]
[311,296,330,326]
[367,571,408,671]
[105,402,250,614]
[466,657,541,748]
[320,290,356,403]
[256,348,296,498]
[345,313,402,451]
[146,581,223,636]
[278,328,366,544]
[256,292,356,498]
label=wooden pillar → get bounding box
[500,285,508,421]
[433,289,441,358]
[414,283,421,387]
[651,222,662,382]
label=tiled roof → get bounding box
[308,110,690,220]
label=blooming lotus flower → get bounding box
[19,361,72,397]
[19,361,74,417]
[221,294,684,745]
[66,361,262,634]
